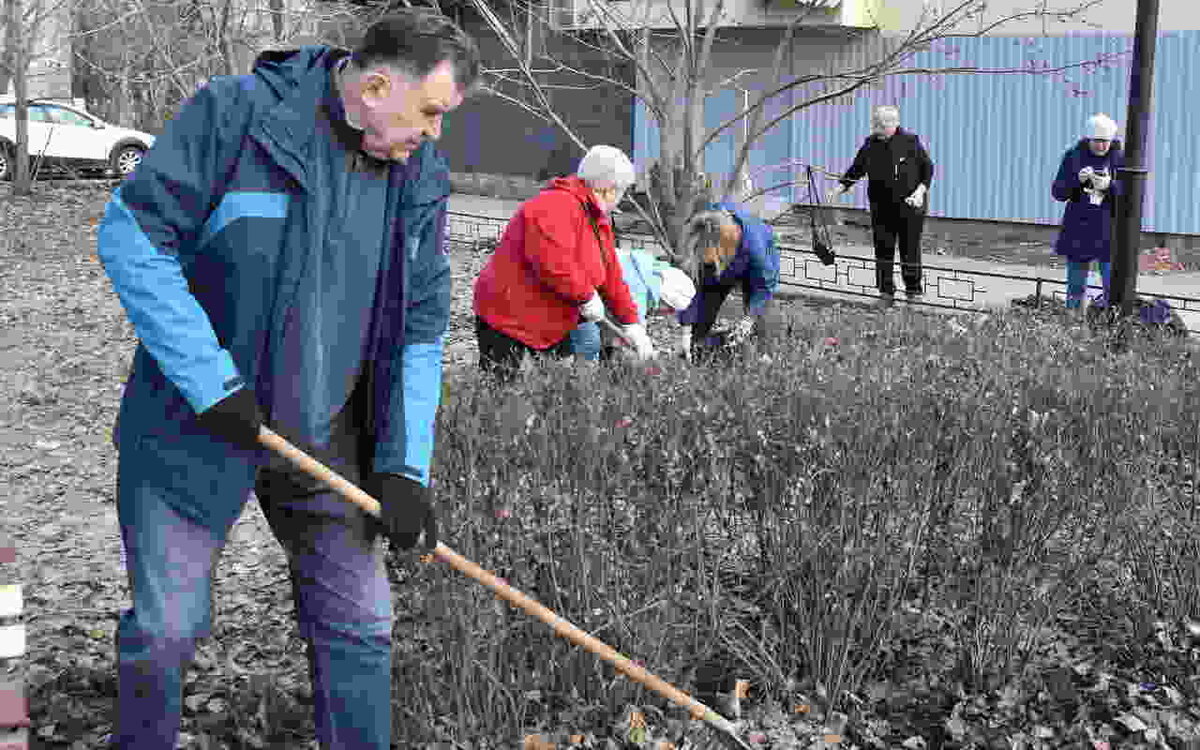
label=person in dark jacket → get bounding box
[1051,113,1125,309]
[95,11,478,748]
[677,202,781,358]
[473,145,655,380]
[829,105,933,305]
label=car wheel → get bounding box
[110,144,145,176]
[0,145,11,181]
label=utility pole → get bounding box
[1109,0,1160,316]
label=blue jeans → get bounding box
[570,322,602,361]
[1065,260,1110,308]
[112,389,393,749]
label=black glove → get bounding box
[371,473,438,550]
[195,388,263,451]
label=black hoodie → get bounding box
[839,127,934,207]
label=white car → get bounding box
[0,98,157,180]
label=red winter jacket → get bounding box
[474,176,640,349]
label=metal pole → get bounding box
[1110,0,1160,316]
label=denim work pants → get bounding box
[1065,259,1111,308]
[111,386,393,749]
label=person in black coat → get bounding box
[829,105,934,305]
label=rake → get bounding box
[257,426,752,750]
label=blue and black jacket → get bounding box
[676,202,780,325]
[97,46,450,523]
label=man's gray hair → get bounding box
[872,105,901,125]
[352,9,480,91]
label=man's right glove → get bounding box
[579,291,606,323]
[195,388,263,451]
[371,473,438,550]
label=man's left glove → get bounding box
[195,388,263,451]
[905,184,927,208]
[371,473,438,550]
[620,323,656,360]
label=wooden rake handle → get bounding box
[255,425,744,739]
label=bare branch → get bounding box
[468,0,587,151]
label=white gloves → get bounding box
[620,323,656,360]
[905,183,927,208]
[677,325,693,361]
[1079,166,1112,190]
[579,291,606,323]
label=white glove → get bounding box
[620,323,656,360]
[727,315,757,346]
[905,183,927,208]
[677,325,693,361]
[579,291,606,323]
[1090,171,1112,192]
[825,186,848,203]
[1078,166,1096,185]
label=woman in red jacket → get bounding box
[474,145,654,379]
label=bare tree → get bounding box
[466,0,1116,266]
[71,0,373,131]
[1,0,73,194]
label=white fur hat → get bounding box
[1086,113,1118,140]
[658,266,697,310]
[577,145,636,188]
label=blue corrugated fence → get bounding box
[633,31,1199,235]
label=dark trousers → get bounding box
[691,275,771,343]
[475,316,573,382]
[870,201,925,296]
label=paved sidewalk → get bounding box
[448,192,1200,333]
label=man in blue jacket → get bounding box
[95,10,478,748]
[677,202,781,357]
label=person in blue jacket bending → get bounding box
[677,202,782,357]
[95,11,479,749]
[569,247,696,360]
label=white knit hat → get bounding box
[658,266,697,310]
[577,145,636,188]
[1086,113,1118,140]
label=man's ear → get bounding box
[360,71,392,106]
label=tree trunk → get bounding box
[6,0,31,195]
[647,96,710,275]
